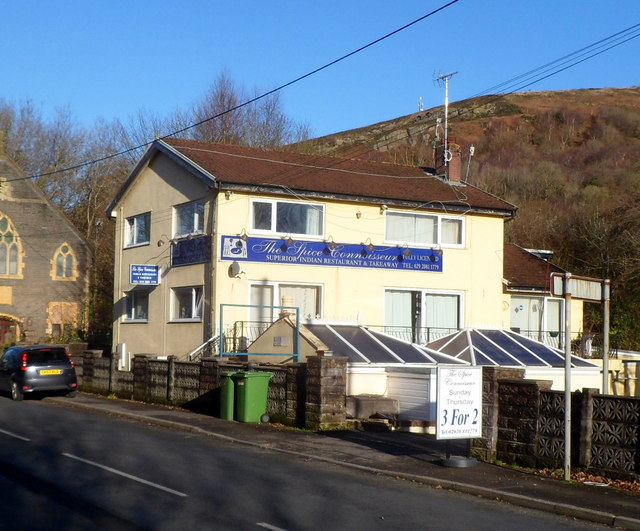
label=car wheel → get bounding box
[11,381,24,401]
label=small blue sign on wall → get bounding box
[130,264,160,285]
[221,235,443,272]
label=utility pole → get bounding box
[563,272,572,481]
[435,71,458,176]
[602,279,611,394]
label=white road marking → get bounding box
[257,523,288,531]
[62,453,188,497]
[0,428,30,441]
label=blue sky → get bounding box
[3,1,639,139]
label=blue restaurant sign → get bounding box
[130,264,161,285]
[220,235,443,272]
[171,235,211,267]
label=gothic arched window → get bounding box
[51,243,78,281]
[0,213,23,278]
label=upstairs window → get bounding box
[0,213,22,278]
[52,243,77,280]
[175,200,205,238]
[251,199,323,237]
[385,211,463,247]
[125,212,150,247]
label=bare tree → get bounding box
[185,72,310,147]
[118,72,310,157]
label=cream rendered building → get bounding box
[107,138,517,363]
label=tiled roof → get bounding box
[159,138,516,215]
[503,244,565,292]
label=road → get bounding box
[0,396,610,530]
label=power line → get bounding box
[24,1,460,182]
[446,26,640,129]
[9,12,640,185]
[345,22,640,159]
[469,22,640,99]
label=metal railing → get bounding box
[366,326,459,345]
[187,334,220,361]
[186,323,598,360]
[515,329,599,357]
[224,320,273,350]
[219,304,300,360]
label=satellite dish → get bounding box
[229,261,242,277]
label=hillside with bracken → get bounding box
[292,87,640,350]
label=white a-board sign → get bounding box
[436,366,483,440]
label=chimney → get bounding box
[448,143,462,183]
[279,296,295,319]
[433,141,462,183]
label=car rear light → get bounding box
[21,352,28,371]
[65,349,75,368]
[71,383,77,388]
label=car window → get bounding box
[26,348,69,365]
[1,350,18,369]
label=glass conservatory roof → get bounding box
[304,324,467,365]
[426,329,599,368]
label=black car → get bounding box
[0,345,77,400]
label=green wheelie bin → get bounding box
[219,371,237,420]
[232,371,274,423]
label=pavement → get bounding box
[50,393,640,530]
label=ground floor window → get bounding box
[248,282,322,336]
[510,295,563,347]
[125,290,149,321]
[384,289,462,344]
[171,286,203,321]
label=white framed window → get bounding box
[171,286,203,321]
[249,282,322,325]
[510,295,564,347]
[174,200,205,238]
[385,211,464,247]
[384,288,462,344]
[125,290,149,321]
[125,212,151,247]
[251,199,323,237]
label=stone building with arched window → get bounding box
[0,158,90,345]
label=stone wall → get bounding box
[479,368,640,480]
[497,379,553,468]
[0,160,91,344]
[74,351,343,430]
[305,356,348,430]
[471,366,525,462]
